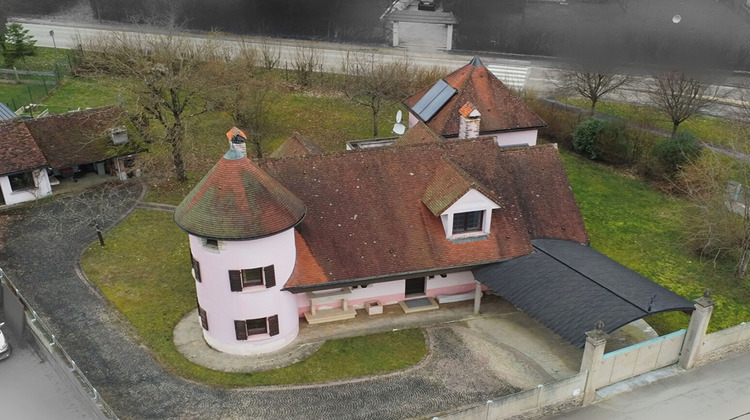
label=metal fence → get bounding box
[0,54,73,117]
[0,268,118,420]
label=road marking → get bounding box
[487,64,529,90]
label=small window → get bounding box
[229,265,276,291]
[452,210,484,234]
[198,305,208,330]
[204,238,219,250]
[191,254,201,282]
[8,171,35,191]
[234,315,280,340]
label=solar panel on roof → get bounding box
[0,103,18,121]
[412,79,456,122]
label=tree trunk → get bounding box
[167,120,187,181]
[372,107,379,137]
[672,121,679,137]
[737,246,750,277]
[589,98,597,116]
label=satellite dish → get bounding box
[393,110,406,135]
[672,14,681,24]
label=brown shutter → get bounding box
[229,270,242,291]
[192,256,201,282]
[268,315,280,336]
[234,320,247,340]
[264,265,276,288]
[199,307,208,330]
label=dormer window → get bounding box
[452,210,484,234]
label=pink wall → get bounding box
[295,270,478,315]
[190,228,300,355]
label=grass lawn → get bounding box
[80,210,427,387]
[563,98,743,148]
[562,152,750,333]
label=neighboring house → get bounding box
[403,56,546,147]
[175,131,693,355]
[381,0,459,51]
[0,106,142,207]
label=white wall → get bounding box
[493,130,538,147]
[190,228,300,355]
[0,169,52,206]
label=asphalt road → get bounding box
[547,350,750,420]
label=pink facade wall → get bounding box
[190,228,300,355]
[295,270,478,315]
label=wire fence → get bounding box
[0,55,74,118]
[0,268,119,420]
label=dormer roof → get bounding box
[392,121,443,147]
[271,132,324,158]
[422,157,499,216]
[174,145,306,240]
[403,57,546,137]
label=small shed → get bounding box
[382,0,459,51]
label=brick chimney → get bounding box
[458,103,481,139]
[226,126,248,156]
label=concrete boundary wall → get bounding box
[436,373,587,420]
[702,322,750,354]
[596,329,686,388]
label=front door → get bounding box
[405,277,426,297]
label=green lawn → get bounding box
[80,210,427,387]
[562,152,750,333]
[564,98,743,148]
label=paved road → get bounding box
[547,350,750,420]
[0,184,548,420]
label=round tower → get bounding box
[174,144,305,355]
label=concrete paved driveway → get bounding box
[0,185,584,419]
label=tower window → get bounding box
[229,265,276,291]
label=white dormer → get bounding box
[440,189,499,240]
[422,158,502,242]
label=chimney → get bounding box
[109,126,129,145]
[226,126,248,156]
[458,103,481,139]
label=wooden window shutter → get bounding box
[198,306,208,330]
[268,315,280,336]
[229,270,242,292]
[234,320,248,340]
[264,265,276,288]
[192,256,201,282]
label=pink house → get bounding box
[173,59,693,355]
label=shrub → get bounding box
[572,118,605,159]
[526,97,582,149]
[651,131,703,176]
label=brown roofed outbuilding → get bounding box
[0,118,48,175]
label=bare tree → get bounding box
[259,38,280,70]
[554,68,630,115]
[77,32,232,182]
[647,71,717,136]
[340,53,414,136]
[679,150,750,277]
[292,44,322,87]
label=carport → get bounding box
[473,239,695,348]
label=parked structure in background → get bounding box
[381,0,458,51]
[0,105,143,207]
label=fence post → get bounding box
[580,320,607,406]
[679,289,716,370]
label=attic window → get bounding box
[452,211,484,234]
[204,238,219,249]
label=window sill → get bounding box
[238,285,267,293]
[246,333,271,341]
[449,233,489,244]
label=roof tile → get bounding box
[0,118,48,175]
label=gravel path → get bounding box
[0,183,537,420]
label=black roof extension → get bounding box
[473,239,695,348]
[411,79,457,122]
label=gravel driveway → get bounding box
[0,183,547,420]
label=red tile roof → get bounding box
[174,147,306,240]
[0,118,48,175]
[403,58,546,137]
[25,106,138,169]
[422,157,499,216]
[271,132,324,158]
[392,121,443,147]
[260,139,587,288]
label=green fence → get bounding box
[0,55,73,117]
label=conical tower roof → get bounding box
[174,146,306,240]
